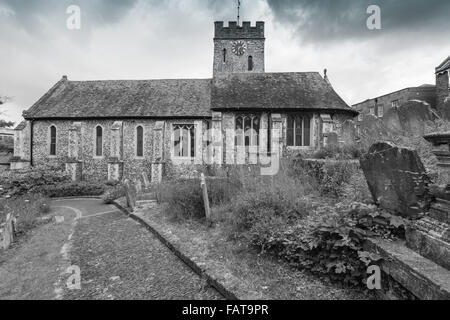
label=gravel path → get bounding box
[56,199,222,300]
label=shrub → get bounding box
[42,181,105,198]
[231,181,310,232]
[0,194,51,234]
[0,166,70,197]
[293,159,360,198]
[102,184,126,204]
[156,177,242,220]
[247,202,406,287]
[312,143,363,160]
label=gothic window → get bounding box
[223,48,227,63]
[287,115,311,147]
[95,125,103,157]
[136,126,144,157]
[173,124,195,158]
[377,104,384,118]
[235,114,260,147]
[49,125,57,156]
[248,56,253,71]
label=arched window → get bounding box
[248,56,253,71]
[95,126,103,157]
[235,114,259,147]
[136,126,144,157]
[49,125,57,156]
[223,48,227,63]
[173,124,196,158]
[287,115,311,147]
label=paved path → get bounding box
[53,199,222,300]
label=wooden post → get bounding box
[200,173,211,222]
[2,214,14,250]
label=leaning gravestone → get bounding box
[360,142,431,218]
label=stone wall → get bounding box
[18,111,356,182]
[213,39,265,75]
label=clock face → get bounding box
[231,41,246,56]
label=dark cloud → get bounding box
[0,0,139,34]
[266,0,450,43]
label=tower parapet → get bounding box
[214,21,265,40]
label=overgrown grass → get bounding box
[0,194,51,235]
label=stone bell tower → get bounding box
[213,21,265,76]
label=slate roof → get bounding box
[24,72,357,119]
[436,56,450,74]
[211,72,357,115]
[24,78,213,119]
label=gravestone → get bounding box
[341,120,356,145]
[360,142,431,218]
[397,100,436,134]
[142,172,151,189]
[324,132,338,147]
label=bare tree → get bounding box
[0,94,14,128]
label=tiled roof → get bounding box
[436,56,450,74]
[211,72,357,115]
[24,72,357,119]
[24,78,213,119]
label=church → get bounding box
[11,21,358,182]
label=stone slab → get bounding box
[364,238,450,300]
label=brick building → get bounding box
[353,55,450,125]
[12,21,357,182]
[352,85,437,120]
[436,56,450,119]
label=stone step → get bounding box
[406,217,450,270]
[364,238,450,300]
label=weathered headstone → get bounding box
[324,132,338,147]
[397,100,437,134]
[341,120,356,145]
[142,172,151,189]
[360,142,431,218]
[123,180,136,212]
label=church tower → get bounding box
[213,21,265,76]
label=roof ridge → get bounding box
[68,78,213,83]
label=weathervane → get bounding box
[237,0,241,26]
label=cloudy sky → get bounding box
[1,0,450,124]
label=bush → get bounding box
[156,177,242,220]
[41,181,105,198]
[247,202,406,287]
[312,143,363,160]
[0,194,51,233]
[0,166,70,197]
[231,180,310,232]
[293,159,360,198]
[102,184,126,204]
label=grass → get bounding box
[0,205,77,300]
[137,202,372,300]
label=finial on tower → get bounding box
[237,0,241,26]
